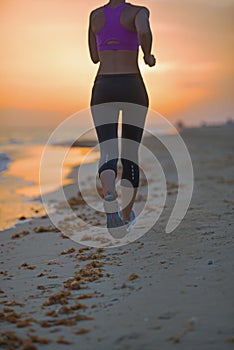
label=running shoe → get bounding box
[104,194,127,238]
[118,209,136,232]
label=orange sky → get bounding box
[0,0,233,127]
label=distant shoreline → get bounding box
[1,123,233,232]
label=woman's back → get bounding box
[90,3,143,74]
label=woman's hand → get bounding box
[143,54,156,67]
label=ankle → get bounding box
[121,210,131,222]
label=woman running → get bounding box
[88,0,155,235]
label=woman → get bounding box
[88,0,155,235]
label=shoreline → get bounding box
[0,129,180,238]
[1,123,233,233]
[0,129,166,233]
[0,142,98,232]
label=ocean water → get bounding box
[0,125,98,231]
[0,152,11,172]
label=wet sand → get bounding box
[0,125,234,350]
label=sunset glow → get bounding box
[1,0,233,126]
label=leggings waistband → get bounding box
[95,73,143,81]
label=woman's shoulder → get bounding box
[89,6,104,19]
[128,3,149,12]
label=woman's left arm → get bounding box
[88,12,100,64]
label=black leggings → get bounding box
[90,73,148,188]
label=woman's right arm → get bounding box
[135,7,156,67]
[88,11,100,64]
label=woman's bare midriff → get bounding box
[97,50,140,75]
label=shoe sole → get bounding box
[104,195,127,239]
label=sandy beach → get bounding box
[0,125,234,350]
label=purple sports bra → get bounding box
[96,2,139,51]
